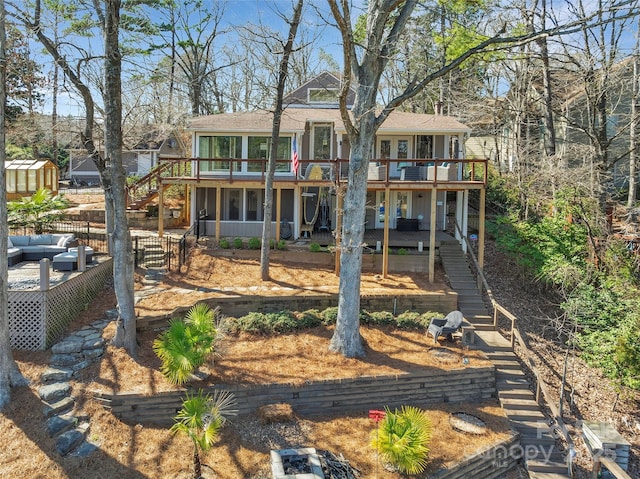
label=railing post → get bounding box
[511,316,516,348]
[166,237,171,270]
[493,307,498,329]
[134,236,139,267]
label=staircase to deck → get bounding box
[126,162,175,210]
[440,242,570,478]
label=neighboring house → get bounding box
[5,158,59,200]
[67,127,188,186]
[145,73,488,281]
[477,58,636,188]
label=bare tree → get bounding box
[103,0,136,356]
[260,0,304,281]
[327,0,639,357]
[629,25,639,207]
[0,0,28,410]
[154,0,229,115]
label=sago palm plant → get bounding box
[371,405,432,475]
[171,389,237,479]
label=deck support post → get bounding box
[334,190,343,275]
[429,187,437,283]
[477,188,486,289]
[215,187,221,242]
[275,188,282,242]
[382,186,390,278]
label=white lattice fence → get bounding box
[9,259,113,350]
[8,292,46,350]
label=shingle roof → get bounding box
[187,108,470,134]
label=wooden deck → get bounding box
[298,228,457,248]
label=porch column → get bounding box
[443,135,450,159]
[334,191,343,275]
[158,183,164,237]
[275,188,282,241]
[462,190,469,253]
[455,191,464,241]
[215,187,222,242]
[184,185,190,226]
[382,186,390,277]
[429,186,437,283]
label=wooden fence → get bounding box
[94,366,495,426]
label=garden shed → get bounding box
[5,158,59,200]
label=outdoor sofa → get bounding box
[8,233,77,266]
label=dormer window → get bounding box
[308,88,339,104]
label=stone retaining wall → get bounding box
[94,366,495,426]
[428,433,521,479]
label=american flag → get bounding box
[292,136,299,177]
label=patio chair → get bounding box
[427,310,464,344]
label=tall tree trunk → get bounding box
[328,131,372,357]
[24,0,115,235]
[260,0,303,281]
[628,30,639,208]
[0,0,28,410]
[104,0,137,357]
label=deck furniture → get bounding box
[427,310,464,344]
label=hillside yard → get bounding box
[1,190,637,477]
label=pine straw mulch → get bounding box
[1,250,519,479]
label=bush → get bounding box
[269,239,287,250]
[322,307,339,325]
[231,310,304,335]
[365,310,395,326]
[371,406,432,475]
[309,242,321,252]
[248,237,261,249]
[219,238,230,249]
[233,237,244,249]
[297,309,323,329]
[397,248,408,255]
[395,311,423,329]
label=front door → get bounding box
[375,191,412,229]
[377,137,412,178]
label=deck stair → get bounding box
[439,243,493,330]
[126,162,175,210]
[440,242,570,478]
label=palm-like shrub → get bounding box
[153,304,220,385]
[371,405,432,475]
[8,187,69,234]
[171,389,237,479]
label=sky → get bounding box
[31,0,640,117]
[37,0,354,117]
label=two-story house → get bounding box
[150,72,487,280]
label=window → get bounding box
[247,136,292,172]
[223,189,242,220]
[7,171,16,193]
[198,136,242,172]
[313,125,332,160]
[417,135,433,160]
[246,189,262,221]
[17,170,26,192]
[308,88,339,104]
